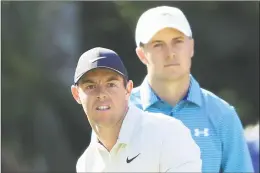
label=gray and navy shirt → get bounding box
[130,75,253,173]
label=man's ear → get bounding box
[190,38,194,58]
[136,47,148,65]
[125,80,133,98]
[71,85,82,104]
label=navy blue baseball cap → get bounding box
[74,47,128,84]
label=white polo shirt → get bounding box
[76,105,202,172]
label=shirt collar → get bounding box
[140,74,202,110]
[186,75,202,107]
[117,104,141,144]
[91,104,141,146]
[140,77,161,110]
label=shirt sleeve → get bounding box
[220,106,254,173]
[76,146,90,173]
[76,156,84,173]
[159,119,202,172]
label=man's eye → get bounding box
[86,85,96,89]
[175,40,183,44]
[108,83,116,87]
[153,43,163,47]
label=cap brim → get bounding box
[139,23,191,45]
[74,66,127,84]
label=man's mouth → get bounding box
[164,63,179,67]
[96,105,111,111]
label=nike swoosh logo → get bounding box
[126,153,140,163]
[89,57,106,63]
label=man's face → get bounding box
[71,68,133,129]
[138,27,194,81]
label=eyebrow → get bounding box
[151,40,163,44]
[173,36,184,40]
[106,75,121,82]
[151,36,184,44]
[80,79,95,84]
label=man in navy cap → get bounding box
[71,47,202,172]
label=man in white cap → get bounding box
[130,6,254,173]
[71,47,201,172]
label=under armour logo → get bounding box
[194,128,209,137]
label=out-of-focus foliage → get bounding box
[1,1,259,172]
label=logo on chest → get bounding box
[126,153,140,163]
[194,128,209,137]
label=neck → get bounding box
[95,127,120,151]
[92,107,128,151]
[148,74,190,106]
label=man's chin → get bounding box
[155,75,180,82]
[95,122,117,129]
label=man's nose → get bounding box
[166,45,176,58]
[96,86,107,100]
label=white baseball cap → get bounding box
[135,6,192,46]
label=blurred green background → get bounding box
[1,1,259,172]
